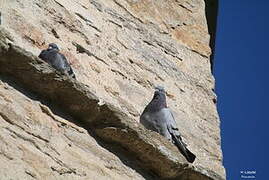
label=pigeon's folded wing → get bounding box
[165,108,182,139]
[60,53,76,78]
[165,108,196,163]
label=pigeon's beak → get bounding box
[48,46,53,50]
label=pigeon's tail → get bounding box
[68,67,76,79]
[171,133,196,163]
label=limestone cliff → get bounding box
[0,0,225,179]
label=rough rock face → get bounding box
[0,0,225,179]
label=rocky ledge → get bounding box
[0,29,223,180]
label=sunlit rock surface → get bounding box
[0,0,224,179]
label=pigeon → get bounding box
[38,43,76,79]
[140,86,196,163]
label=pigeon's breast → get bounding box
[140,109,168,133]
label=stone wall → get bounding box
[0,0,225,179]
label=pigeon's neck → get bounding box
[47,48,59,52]
[146,93,167,112]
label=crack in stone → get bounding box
[5,126,83,177]
[72,42,108,65]
[179,4,193,13]
[0,112,50,143]
[90,0,103,12]
[111,0,143,24]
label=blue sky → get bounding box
[214,0,269,179]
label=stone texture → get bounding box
[0,0,225,179]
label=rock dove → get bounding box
[38,43,76,79]
[140,86,196,163]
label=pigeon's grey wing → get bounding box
[60,53,76,79]
[164,108,196,163]
[47,52,64,71]
[59,54,69,68]
[51,53,70,73]
[40,49,60,67]
[167,108,182,138]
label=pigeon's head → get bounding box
[155,86,165,94]
[48,43,59,51]
[150,85,167,108]
[154,86,166,99]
